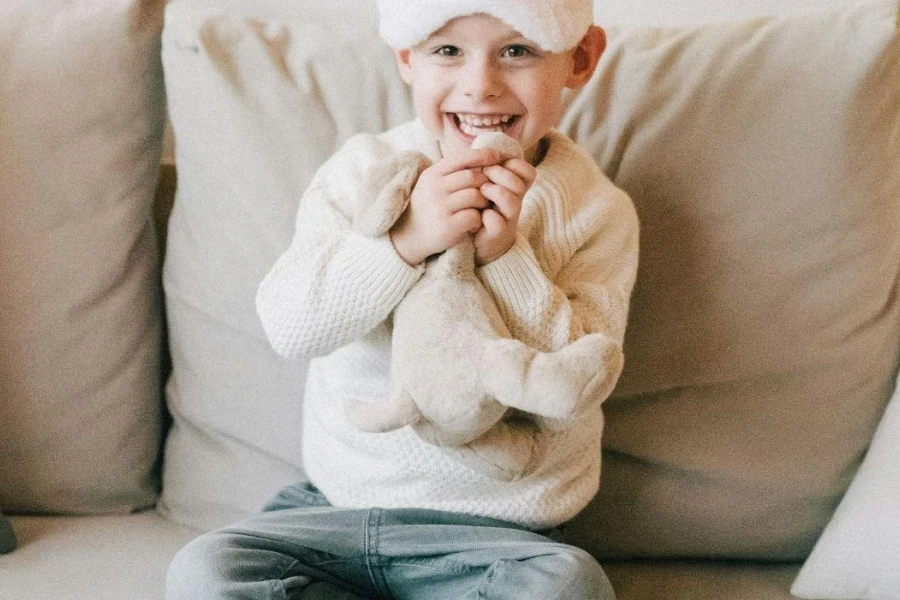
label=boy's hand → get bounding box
[473,158,536,266]
[390,149,499,266]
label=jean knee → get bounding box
[166,532,234,600]
[555,547,616,599]
[483,545,615,600]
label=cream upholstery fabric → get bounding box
[0,513,198,600]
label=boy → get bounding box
[167,0,639,598]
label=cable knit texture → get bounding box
[256,120,639,530]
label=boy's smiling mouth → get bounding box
[450,113,519,137]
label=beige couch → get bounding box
[1,1,899,599]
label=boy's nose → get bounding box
[463,59,502,100]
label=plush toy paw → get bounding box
[354,151,431,237]
[480,333,623,422]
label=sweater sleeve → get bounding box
[476,182,639,354]
[256,138,424,360]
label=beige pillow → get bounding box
[158,4,411,530]
[562,0,900,560]
[159,0,900,566]
[0,0,166,513]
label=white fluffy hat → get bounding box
[377,0,594,53]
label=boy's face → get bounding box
[394,14,601,159]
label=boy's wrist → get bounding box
[474,229,517,266]
[390,228,426,267]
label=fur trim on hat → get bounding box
[377,0,593,53]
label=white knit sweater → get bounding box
[257,120,639,530]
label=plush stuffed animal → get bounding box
[343,132,623,481]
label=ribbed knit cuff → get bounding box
[342,231,425,306]
[476,233,550,309]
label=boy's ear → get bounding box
[394,48,414,84]
[566,25,606,89]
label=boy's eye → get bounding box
[434,45,461,57]
[502,45,534,58]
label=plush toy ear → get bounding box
[471,132,523,161]
[354,151,431,237]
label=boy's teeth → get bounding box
[455,113,514,136]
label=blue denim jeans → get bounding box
[166,481,615,600]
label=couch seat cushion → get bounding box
[0,512,801,600]
[606,559,801,600]
[0,513,199,600]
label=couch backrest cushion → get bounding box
[0,0,166,514]
[159,0,900,562]
[560,0,900,560]
[158,5,410,529]
[593,0,862,26]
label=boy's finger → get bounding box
[482,165,528,196]
[449,208,483,237]
[481,183,521,220]
[499,158,537,187]
[446,188,490,212]
[480,208,507,234]
[441,168,490,193]
[435,149,501,175]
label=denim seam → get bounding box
[389,558,478,574]
[364,508,393,599]
[476,558,509,600]
[273,559,301,600]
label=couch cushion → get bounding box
[0,0,167,513]
[561,0,900,561]
[0,513,198,600]
[606,560,801,600]
[158,4,410,530]
[0,513,800,600]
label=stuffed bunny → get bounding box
[343,133,622,481]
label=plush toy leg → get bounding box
[437,418,538,482]
[426,234,476,278]
[482,334,623,421]
[343,391,422,433]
